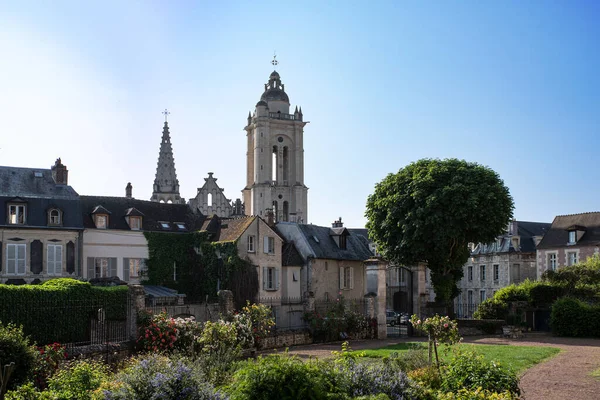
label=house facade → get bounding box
[80,189,204,283]
[454,220,550,317]
[0,159,83,284]
[536,212,600,276]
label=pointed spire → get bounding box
[294,106,298,113]
[151,111,183,204]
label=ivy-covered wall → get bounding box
[143,231,258,306]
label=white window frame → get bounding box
[95,258,109,278]
[129,258,142,277]
[95,215,108,229]
[263,236,275,254]
[480,265,486,282]
[548,252,558,271]
[49,209,61,225]
[247,235,255,253]
[567,251,578,266]
[6,243,26,275]
[129,216,142,230]
[339,266,354,290]
[467,266,473,282]
[8,204,26,225]
[493,264,499,281]
[568,231,576,244]
[47,244,63,276]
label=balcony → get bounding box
[269,112,301,121]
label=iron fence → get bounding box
[0,297,130,350]
[257,297,306,331]
[455,303,480,319]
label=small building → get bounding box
[536,212,600,276]
[80,185,204,283]
[0,159,83,283]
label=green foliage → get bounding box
[46,359,109,400]
[383,346,429,373]
[0,322,38,391]
[136,312,179,352]
[441,351,520,395]
[551,297,600,337]
[33,342,67,390]
[144,232,258,306]
[410,314,461,370]
[239,302,275,346]
[0,279,128,345]
[435,388,518,400]
[225,355,341,400]
[366,158,513,306]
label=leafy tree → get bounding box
[366,158,513,309]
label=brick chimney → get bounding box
[51,158,68,185]
[126,182,133,198]
[332,217,343,228]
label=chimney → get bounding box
[126,182,133,198]
[332,217,343,228]
[51,158,68,185]
[266,208,275,227]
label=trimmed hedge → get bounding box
[550,297,600,337]
[0,278,128,345]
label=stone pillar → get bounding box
[376,261,388,339]
[218,290,234,316]
[365,294,376,319]
[127,285,146,341]
[303,291,315,313]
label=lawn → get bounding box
[357,342,560,373]
[591,367,600,379]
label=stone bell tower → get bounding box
[242,59,308,223]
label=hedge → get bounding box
[550,297,600,337]
[0,278,128,345]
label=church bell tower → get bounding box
[242,60,308,223]
[151,109,184,204]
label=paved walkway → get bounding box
[265,333,600,400]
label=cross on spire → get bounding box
[162,109,171,122]
[271,52,278,67]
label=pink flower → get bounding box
[444,323,449,328]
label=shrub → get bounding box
[46,359,109,400]
[0,322,38,390]
[225,355,341,400]
[383,347,429,373]
[410,314,461,369]
[136,312,178,353]
[407,366,442,390]
[340,362,414,400]
[102,354,224,400]
[551,297,600,337]
[33,342,67,389]
[173,316,203,355]
[436,388,518,399]
[441,351,519,395]
[240,302,275,346]
[198,320,240,354]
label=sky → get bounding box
[1,1,599,228]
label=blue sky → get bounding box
[1,1,598,228]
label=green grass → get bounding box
[357,342,560,373]
[591,367,600,379]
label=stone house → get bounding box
[536,212,600,276]
[0,159,83,283]
[454,220,551,317]
[80,185,204,283]
[276,220,374,301]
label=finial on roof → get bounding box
[162,108,170,122]
[271,52,278,68]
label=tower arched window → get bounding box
[272,146,278,182]
[272,201,278,222]
[283,146,289,183]
[207,193,213,207]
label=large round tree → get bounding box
[366,158,513,309]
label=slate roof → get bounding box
[348,228,369,240]
[80,196,205,232]
[472,221,551,255]
[0,166,83,229]
[282,242,304,266]
[0,166,79,199]
[537,213,600,249]
[296,224,373,261]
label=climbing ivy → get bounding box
[143,232,258,306]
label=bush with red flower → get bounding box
[33,342,67,389]
[410,314,461,371]
[136,312,178,353]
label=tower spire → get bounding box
[151,110,184,204]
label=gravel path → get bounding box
[268,334,600,399]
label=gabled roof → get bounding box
[214,216,256,242]
[92,205,111,215]
[282,242,304,266]
[0,166,78,199]
[291,223,373,261]
[537,212,600,249]
[81,196,205,232]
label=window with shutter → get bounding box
[47,244,63,275]
[7,244,26,275]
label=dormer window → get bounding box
[48,208,62,226]
[176,223,186,231]
[95,215,108,229]
[160,222,170,229]
[339,234,347,250]
[568,230,576,244]
[8,204,26,225]
[129,216,142,230]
